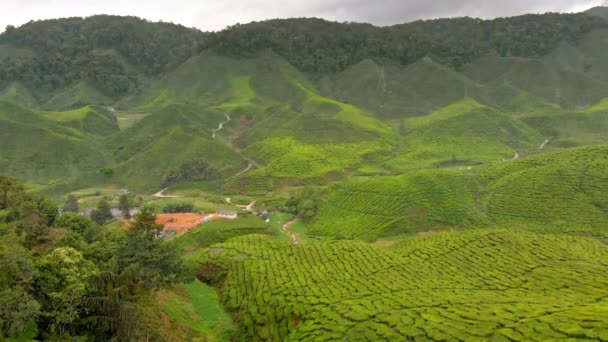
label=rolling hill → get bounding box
[1,8,608,342]
[312,144,608,240]
[196,229,608,340]
[0,101,112,184]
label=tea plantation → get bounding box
[198,229,608,341]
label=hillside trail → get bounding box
[224,197,256,212]
[539,139,549,150]
[225,163,253,181]
[237,200,256,212]
[503,152,519,162]
[153,188,181,198]
[212,112,231,139]
[282,218,301,245]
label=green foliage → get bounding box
[119,209,187,288]
[162,159,217,186]
[162,202,194,213]
[0,15,207,103]
[204,229,608,340]
[172,216,272,256]
[284,188,323,223]
[214,14,606,74]
[0,228,40,338]
[64,194,79,213]
[118,194,130,219]
[91,199,112,225]
[158,281,236,340]
[54,212,96,235]
[36,247,97,335]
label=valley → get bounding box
[0,8,607,341]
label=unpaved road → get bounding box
[237,200,256,212]
[224,197,256,212]
[503,152,519,162]
[225,163,253,182]
[282,218,301,245]
[212,112,231,139]
[153,188,181,198]
[539,139,549,150]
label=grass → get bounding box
[199,229,608,340]
[172,216,272,258]
[158,280,235,341]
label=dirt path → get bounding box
[539,139,549,150]
[236,201,256,212]
[224,197,256,212]
[503,152,519,162]
[282,218,301,245]
[212,112,231,139]
[153,188,181,198]
[225,163,253,182]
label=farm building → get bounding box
[217,210,238,219]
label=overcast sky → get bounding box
[0,0,606,32]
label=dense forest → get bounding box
[0,175,186,340]
[0,12,606,101]
[215,13,607,74]
[0,16,207,98]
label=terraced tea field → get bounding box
[200,229,608,341]
[479,144,608,228]
[312,169,480,240]
[312,144,608,240]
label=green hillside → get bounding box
[0,101,111,184]
[384,98,541,171]
[106,102,246,190]
[479,144,608,228]
[197,229,608,340]
[312,168,479,241]
[327,57,491,118]
[312,144,608,240]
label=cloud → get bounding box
[0,0,603,33]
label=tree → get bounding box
[36,247,96,336]
[85,263,160,341]
[54,213,96,236]
[91,199,112,225]
[118,195,131,219]
[0,227,40,338]
[119,209,186,288]
[64,195,79,213]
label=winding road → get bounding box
[212,112,231,139]
[153,188,181,198]
[225,163,253,182]
[224,197,257,212]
